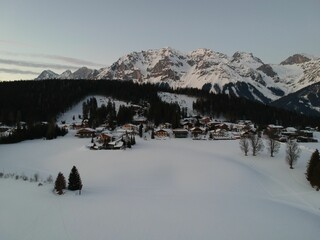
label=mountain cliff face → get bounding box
[34,48,320,113]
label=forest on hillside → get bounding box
[0,80,319,129]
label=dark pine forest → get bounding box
[0,79,319,130]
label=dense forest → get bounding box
[0,80,319,130]
[174,87,320,128]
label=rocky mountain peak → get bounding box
[280,54,312,65]
[232,52,264,66]
[35,70,58,80]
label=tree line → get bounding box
[0,80,319,130]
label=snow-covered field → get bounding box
[1,97,320,239]
[1,130,320,240]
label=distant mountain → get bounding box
[36,67,99,80]
[34,48,320,114]
[280,53,317,65]
[272,82,320,117]
[70,67,99,79]
[35,70,59,80]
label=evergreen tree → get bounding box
[68,166,82,191]
[306,149,320,189]
[54,172,66,195]
[139,123,143,138]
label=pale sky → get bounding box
[0,0,319,80]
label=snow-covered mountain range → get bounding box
[35,67,99,80]
[35,47,320,114]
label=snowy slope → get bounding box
[158,92,198,115]
[57,95,130,124]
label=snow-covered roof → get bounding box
[285,127,297,132]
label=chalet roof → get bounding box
[154,129,172,135]
[190,127,205,132]
[172,128,189,133]
[285,127,297,132]
[77,128,95,133]
[155,128,170,133]
[100,132,113,138]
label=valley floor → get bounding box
[0,132,320,240]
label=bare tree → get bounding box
[266,135,280,157]
[239,136,250,156]
[265,129,281,157]
[286,140,301,169]
[267,138,280,157]
[249,134,264,156]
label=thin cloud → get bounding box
[0,50,104,67]
[0,39,31,47]
[0,68,39,75]
[0,58,79,70]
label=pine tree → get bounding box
[139,124,143,138]
[54,172,66,195]
[68,166,82,191]
[306,149,320,189]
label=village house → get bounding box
[190,127,206,139]
[267,124,284,135]
[75,128,96,138]
[0,125,11,138]
[172,129,189,138]
[200,116,211,126]
[209,129,235,140]
[281,127,298,138]
[154,129,171,138]
[98,132,113,144]
[122,123,138,133]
